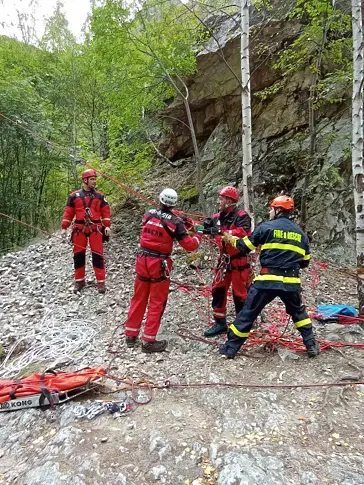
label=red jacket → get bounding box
[140,208,200,256]
[62,188,111,229]
[209,209,251,259]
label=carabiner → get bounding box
[161,260,170,279]
[85,207,93,218]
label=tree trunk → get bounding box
[135,11,208,213]
[352,0,364,314]
[183,98,207,213]
[300,86,317,230]
[240,0,254,222]
[300,0,331,229]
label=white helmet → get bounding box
[159,188,178,207]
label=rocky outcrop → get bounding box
[159,13,354,261]
[160,18,302,159]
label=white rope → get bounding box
[0,308,100,379]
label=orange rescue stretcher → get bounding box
[0,367,105,411]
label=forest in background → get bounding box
[0,0,353,254]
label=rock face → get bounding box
[159,12,354,262]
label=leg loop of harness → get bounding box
[135,259,170,283]
[215,254,230,283]
[82,221,93,235]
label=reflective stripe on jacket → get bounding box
[233,215,310,291]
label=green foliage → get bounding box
[81,139,153,203]
[195,0,271,13]
[39,2,76,53]
[178,184,200,201]
[274,0,352,106]
[255,81,283,100]
[0,33,74,253]
[253,0,273,11]
[253,42,270,57]
[301,156,345,214]
[0,0,212,253]
[315,69,352,107]
[89,0,205,131]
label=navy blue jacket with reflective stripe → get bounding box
[235,215,310,291]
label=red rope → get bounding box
[0,212,107,260]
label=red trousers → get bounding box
[72,227,105,282]
[212,260,250,322]
[125,255,172,342]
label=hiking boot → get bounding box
[204,323,227,338]
[125,336,137,348]
[97,281,106,294]
[141,340,168,353]
[306,341,320,358]
[74,280,86,293]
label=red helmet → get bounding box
[270,195,294,210]
[81,168,97,179]
[219,186,239,202]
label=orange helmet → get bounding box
[219,186,239,202]
[81,168,97,179]
[270,195,294,210]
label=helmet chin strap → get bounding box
[222,201,236,211]
[83,178,93,189]
[274,208,284,219]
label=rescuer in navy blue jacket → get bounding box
[219,195,320,359]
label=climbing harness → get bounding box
[215,253,230,284]
[79,190,100,235]
[138,248,170,259]
[136,251,171,283]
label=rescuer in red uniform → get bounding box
[61,168,111,294]
[124,188,202,353]
[202,186,252,337]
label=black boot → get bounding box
[142,340,168,353]
[125,336,137,348]
[204,318,227,337]
[219,342,238,359]
[219,332,245,359]
[306,341,320,358]
[97,281,106,294]
[299,325,320,358]
[74,280,86,293]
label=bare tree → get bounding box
[351,0,364,313]
[133,9,208,213]
[240,0,254,220]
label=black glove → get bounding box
[204,226,221,236]
[203,217,214,230]
[203,218,221,235]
